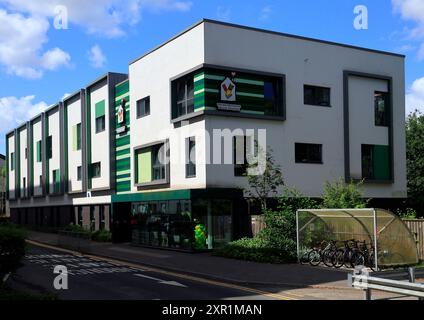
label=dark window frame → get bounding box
[361,144,374,180]
[76,123,82,150]
[304,85,331,107]
[136,96,151,119]
[90,162,101,179]
[46,136,52,159]
[295,143,323,164]
[95,115,105,134]
[374,91,389,127]
[77,166,82,181]
[186,137,196,178]
[172,74,194,119]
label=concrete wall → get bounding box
[89,80,110,190]
[200,21,406,198]
[67,95,83,193]
[32,119,43,196]
[19,127,28,198]
[47,108,61,195]
[7,135,15,199]
[129,23,207,192]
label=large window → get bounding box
[10,152,14,171]
[295,143,323,164]
[135,142,168,185]
[73,123,82,150]
[46,136,52,159]
[90,162,101,179]
[174,75,194,118]
[95,100,106,133]
[136,96,150,118]
[233,136,255,176]
[304,85,331,107]
[375,92,389,127]
[52,169,60,193]
[77,166,82,181]
[361,144,390,180]
[186,137,196,178]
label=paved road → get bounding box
[10,244,302,300]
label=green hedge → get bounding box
[214,237,297,264]
[91,230,112,242]
[0,225,27,275]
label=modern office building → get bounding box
[5,19,407,250]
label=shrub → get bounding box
[91,230,112,242]
[321,178,369,209]
[0,225,27,276]
[62,224,90,235]
[214,237,296,264]
[397,208,418,219]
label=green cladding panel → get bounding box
[114,80,131,193]
[36,141,41,162]
[95,100,106,118]
[137,149,152,184]
[72,125,78,151]
[373,145,390,180]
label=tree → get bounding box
[406,110,424,215]
[244,147,284,211]
[321,178,368,209]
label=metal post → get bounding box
[296,210,300,263]
[373,209,378,271]
[364,289,372,300]
[408,267,415,283]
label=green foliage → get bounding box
[62,224,90,235]
[216,188,317,263]
[91,230,112,242]
[245,147,284,210]
[0,225,27,275]
[406,111,424,215]
[321,178,368,209]
[396,208,418,220]
[214,237,295,264]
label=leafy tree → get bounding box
[244,147,284,210]
[321,178,368,209]
[406,110,424,215]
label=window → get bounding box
[46,136,52,159]
[233,136,254,176]
[136,96,150,118]
[135,142,168,185]
[95,100,106,133]
[52,169,60,193]
[304,85,331,107]
[186,137,196,178]
[375,92,389,127]
[77,166,82,181]
[152,145,166,181]
[361,144,391,180]
[99,206,105,230]
[22,178,26,197]
[73,123,82,150]
[10,152,14,171]
[77,207,83,226]
[25,147,27,159]
[36,140,42,162]
[39,175,43,188]
[95,116,105,133]
[295,143,323,164]
[90,162,101,178]
[174,75,194,118]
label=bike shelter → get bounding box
[296,208,419,270]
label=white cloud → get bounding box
[0,9,71,79]
[418,43,424,61]
[406,77,424,115]
[0,96,48,136]
[88,45,107,69]
[392,0,424,38]
[0,0,193,38]
[259,5,272,21]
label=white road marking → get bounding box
[134,274,188,288]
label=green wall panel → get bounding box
[95,100,105,118]
[373,145,390,180]
[137,149,152,184]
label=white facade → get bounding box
[18,127,28,198]
[47,108,61,195]
[32,119,43,196]
[66,94,83,193]
[7,135,15,199]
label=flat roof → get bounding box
[130,19,405,65]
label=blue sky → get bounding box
[1,0,424,154]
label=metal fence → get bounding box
[403,219,424,261]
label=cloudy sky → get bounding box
[1,0,424,154]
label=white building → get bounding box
[5,19,406,249]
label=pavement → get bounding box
[26,230,350,289]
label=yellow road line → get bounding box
[26,239,301,300]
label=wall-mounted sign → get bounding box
[117,98,126,124]
[217,103,241,112]
[221,77,236,102]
